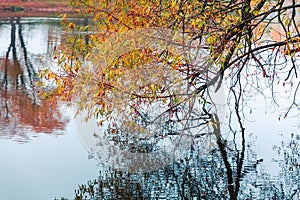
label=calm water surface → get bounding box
[0,17,299,200]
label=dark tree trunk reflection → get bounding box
[2,17,29,90]
[71,110,255,200]
[2,17,18,119]
[213,111,245,200]
[17,17,37,91]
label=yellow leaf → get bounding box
[109,70,114,78]
[63,13,67,22]
[150,83,155,91]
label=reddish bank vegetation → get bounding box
[0,0,69,17]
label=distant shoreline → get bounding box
[0,1,70,17]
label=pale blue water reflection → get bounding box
[0,120,99,200]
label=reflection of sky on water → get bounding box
[0,17,99,200]
[246,105,299,176]
[0,119,98,200]
[0,24,11,55]
[23,24,49,55]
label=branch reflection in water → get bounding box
[70,107,300,200]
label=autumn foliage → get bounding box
[41,0,300,135]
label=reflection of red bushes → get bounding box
[0,58,68,136]
[11,92,67,134]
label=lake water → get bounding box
[0,16,299,200]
